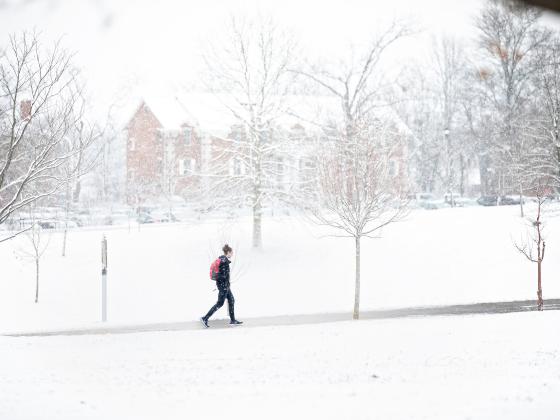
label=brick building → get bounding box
[125,101,206,206]
[123,94,412,207]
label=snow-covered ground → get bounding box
[1,204,560,419]
[1,204,560,333]
[1,311,559,420]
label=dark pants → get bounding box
[204,285,235,321]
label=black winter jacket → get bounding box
[216,255,231,287]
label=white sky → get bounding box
[0,0,558,119]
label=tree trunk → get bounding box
[497,172,503,206]
[137,204,141,232]
[537,259,543,311]
[72,179,81,203]
[519,182,524,218]
[479,154,490,196]
[353,236,361,320]
[252,199,262,248]
[34,258,39,303]
[62,180,70,257]
[459,154,465,197]
[536,200,544,311]
[252,161,263,247]
[556,144,560,193]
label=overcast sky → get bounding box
[0,0,558,118]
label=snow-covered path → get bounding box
[5,298,560,337]
[1,311,559,420]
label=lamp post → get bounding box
[101,235,107,322]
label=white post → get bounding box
[101,235,108,322]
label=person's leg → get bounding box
[203,288,226,320]
[226,289,235,322]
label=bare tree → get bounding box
[294,21,411,319]
[460,62,496,197]
[475,0,551,212]
[61,117,104,256]
[0,31,93,242]
[309,119,408,320]
[91,114,125,205]
[293,20,411,144]
[18,206,52,303]
[529,36,560,192]
[431,36,474,204]
[395,65,441,195]
[202,15,297,248]
[514,184,549,310]
[396,38,480,201]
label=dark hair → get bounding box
[222,244,233,255]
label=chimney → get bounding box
[20,100,32,120]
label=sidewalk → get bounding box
[5,298,560,337]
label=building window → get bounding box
[229,158,245,176]
[239,159,246,175]
[188,158,196,173]
[184,127,192,145]
[179,158,196,175]
[230,124,246,141]
[389,160,397,177]
[130,138,136,151]
[179,159,185,175]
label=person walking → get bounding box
[201,244,243,327]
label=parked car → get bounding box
[151,211,179,223]
[477,196,498,206]
[453,196,477,207]
[443,193,476,207]
[420,199,444,210]
[476,195,525,206]
[500,195,525,205]
[137,213,155,224]
[38,220,57,229]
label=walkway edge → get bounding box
[4,298,560,337]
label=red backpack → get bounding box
[209,258,220,281]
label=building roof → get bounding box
[120,88,412,139]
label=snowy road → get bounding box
[6,298,560,337]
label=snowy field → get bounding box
[1,204,560,333]
[1,311,559,420]
[1,204,560,419]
